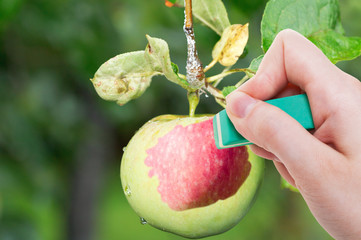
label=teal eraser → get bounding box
[213,94,314,149]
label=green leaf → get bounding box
[309,30,361,64]
[165,0,184,7]
[171,62,179,75]
[281,177,299,193]
[173,0,184,5]
[261,0,361,62]
[246,55,264,77]
[212,24,249,66]
[193,0,231,35]
[170,0,230,35]
[91,51,159,106]
[222,86,237,97]
[145,35,191,90]
[261,0,341,52]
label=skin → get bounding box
[226,29,361,239]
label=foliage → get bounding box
[212,24,249,66]
[91,0,361,117]
[261,0,361,63]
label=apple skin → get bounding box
[121,115,264,238]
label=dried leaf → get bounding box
[145,35,191,90]
[91,51,159,106]
[212,24,249,67]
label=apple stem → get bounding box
[187,90,200,117]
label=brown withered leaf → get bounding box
[212,24,249,66]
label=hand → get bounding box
[226,29,361,239]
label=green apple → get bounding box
[121,115,264,238]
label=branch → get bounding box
[185,0,193,28]
[184,0,205,89]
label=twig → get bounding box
[184,0,205,89]
[185,0,193,28]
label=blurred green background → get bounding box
[1,0,360,239]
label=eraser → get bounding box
[213,94,314,149]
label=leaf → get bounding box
[261,0,361,63]
[91,51,159,106]
[281,177,299,193]
[262,0,340,51]
[169,0,230,35]
[171,62,179,75]
[308,30,361,64]
[145,35,191,90]
[222,86,237,97]
[192,0,231,35]
[170,0,184,7]
[246,54,264,77]
[212,24,249,67]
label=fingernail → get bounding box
[226,91,257,118]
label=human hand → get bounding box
[226,29,361,239]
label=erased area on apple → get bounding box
[145,118,251,211]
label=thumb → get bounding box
[225,90,332,180]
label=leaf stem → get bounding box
[207,68,253,83]
[235,74,250,88]
[203,58,217,72]
[212,66,231,87]
[203,84,226,108]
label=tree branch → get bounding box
[185,0,193,28]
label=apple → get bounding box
[120,115,264,238]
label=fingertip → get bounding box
[226,91,258,119]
